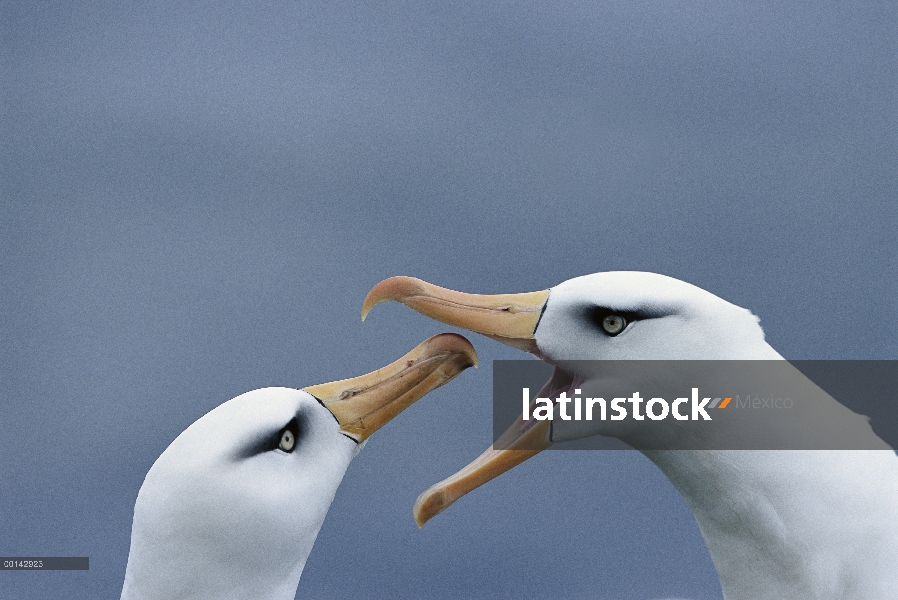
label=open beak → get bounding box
[413,413,551,527]
[362,276,555,526]
[303,333,477,443]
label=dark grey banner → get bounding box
[492,361,897,450]
[1,557,89,570]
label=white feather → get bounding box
[121,387,358,600]
[534,272,898,600]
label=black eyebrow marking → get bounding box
[583,305,663,323]
[233,415,301,460]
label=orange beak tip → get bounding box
[360,298,375,322]
[361,276,423,323]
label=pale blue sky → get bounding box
[2,1,896,598]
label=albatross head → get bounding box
[362,273,898,600]
[361,272,782,525]
[363,271,777,364]
[121,333,477,600]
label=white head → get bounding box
[532,272,783,445]
[122,388,357,599]
[121,333,477,600]
[361,272,783,524]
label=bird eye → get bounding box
[278,429,296,453]
[602,314,627,336]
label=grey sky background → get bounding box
[2,1,895,598]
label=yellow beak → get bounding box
[362,276,549,352]
[362,276,555,526]
[303,333,477,443]
[413,416,551,527]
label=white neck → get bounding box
[642,354,898,599]
[121,528,307,600]
[645,449,898,599]
[120,521,314,600]
[119,465,325,600]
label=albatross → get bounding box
[120,333,477,600]
[362,271,898,600]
